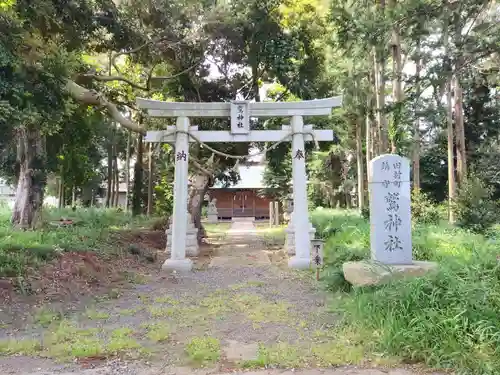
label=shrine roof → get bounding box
[211,165,266,189]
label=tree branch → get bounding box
[190,157,214,177]
[65,80,146,134]
[110,37,174,75]
[80,74,150,91]
[81,59,203,92]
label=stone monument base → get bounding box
[343,260,438,287]
[207,213,218,223]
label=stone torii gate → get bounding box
[136,97,342,272]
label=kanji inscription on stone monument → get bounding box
[368,154,412,265]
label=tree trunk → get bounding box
[251,61,261,102]
[454,75,466,186]
[147,143,154,215]
[365,110,372,165]
[105,140,113,208]
[125,130,131,210]
[390,0,403,153]
[356,117,365,212]
[58,173,64,209]
[444,1,456,223]
[11,127,46,229]
[113,153,119,207]
[377,54,388,153]
[188,173,211,244]
[110,148,116,207]
[71,186,76,207]
[413,39,422,191]
[373,47,388,154]
[454,22,466,186]
[132,134,144,216]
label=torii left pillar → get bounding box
[162,116,193,272]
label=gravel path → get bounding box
[0,220,444,375]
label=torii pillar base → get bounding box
[288,256,311,270]
[161,258,193,273]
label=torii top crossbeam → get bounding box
[137,96,342,143]
[136,97,342,118]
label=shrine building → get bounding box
[207,163,273,220]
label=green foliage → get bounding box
[452,175,499,234]
[411,189,441,225]
[317,208,500,374]
[360,206,369,220]
[308,146,355,209]
[153,145,174,217]
[0,207,155,278]
[185,336,221,365]
[338,244,500,374]
[311,209,369,291]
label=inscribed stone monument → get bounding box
[342,153,438,286]
[369,154,412,265]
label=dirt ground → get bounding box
[0,221,445,375]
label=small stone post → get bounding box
[269,202,275,227]
[273,201,279,225]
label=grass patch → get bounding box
[119,307,141,316]
[120,271,149,285]
[154,296,179,305]
[240,329,397,369]
[233,294,290,324]
[257,226,286,248]
[95,288,122,302]
[204,223,231,234]
[316,208,500,374]
[148,306,177,318]
[42,321,103,361]
[229,281,266,290]
[0,319,148,362]
[255,342,310,368]
[185,336,220,366]
[85,308,110,320]
[33,307,63,327]
[0,207,157,278]
[0,339,42,356]
[106,328,142,356]
[143,322,170,343]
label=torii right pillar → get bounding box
[288,115,313,269]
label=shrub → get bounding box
[0,207,156,277]
[312,209,370,291]
[411,189,440,224]
[154,175,174,217]
[452,175,498,233]
[361,206,369,220]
